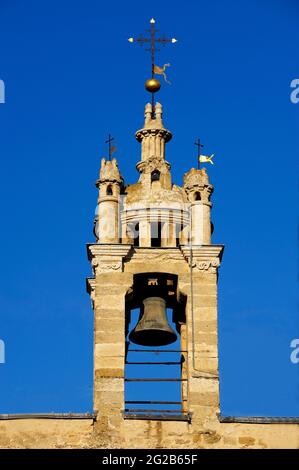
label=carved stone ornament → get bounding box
[91,257,123,274]
[183,167,210,188]
[99,158,122,183]
[125,186,187,204]
[192,259,220,273]
[137,156,170,175]
[97,262,122,273]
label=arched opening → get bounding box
[133,223,139,247]
[175,223,183,247]
[194,191,201,201]
[124,273,187,420]
[106,185,113,196]
[151,170,160,182]
[151,221,162,247]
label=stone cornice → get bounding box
[135,128,172,143]
[87,243,132,261]
[181,244,224,272]
[128,247,186,262]
[87,243,132,274]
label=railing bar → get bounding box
[123,413,191,422]
[128,349,187,353]
[125,409,183,413]
[125,378,187,382]
[126,362,181,365]
[125,400,185,404]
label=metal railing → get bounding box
[125,347,188,421]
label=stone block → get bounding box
[95,331,124,343]
[95,342,124,357]
[202,430,222,444]
[97,285,131,296]
[188,377,219,392]
[189,357,218,374]
[239,436,256,447]
[189,404,220,425]
[94,377,123,392]
[195,320,217,334]
[193,344,218,357]
[223,435,238,446]
[189,392,219,406]
[192,272,217,284]
[95,318,125,331]
[94,391,123,409]
[94,307,124,319]
[194,307,217,321]
[94,368,123,378]
[96,272,133,286]
[192,295,217,308]
[94,294,125,310]
[94,356,124,370]
[193,333,218,346]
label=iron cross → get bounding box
[105,134,115,161]
[194,138,204,170]
[128,18,177,78]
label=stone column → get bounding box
[180,224,189,245]
[202,203,212,244]
[161,221,176,247]
[98,196,119,243]
[121,220,136,245]
[190,202,211,245]
[139,217,151,247]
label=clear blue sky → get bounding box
[0,0,298,416]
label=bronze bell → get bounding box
[129,296,177,346]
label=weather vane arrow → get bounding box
[128,18,177,113]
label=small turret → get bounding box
[94,158,123,243]
[183,167,214,244]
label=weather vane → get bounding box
[105,134,116,161]
[128,18,177,113]
[194,138,215,169]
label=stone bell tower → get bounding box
[87,100,224,448]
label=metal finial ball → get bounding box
[145,78,161,93]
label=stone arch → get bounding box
[106,184,113,196]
